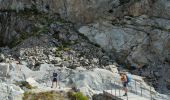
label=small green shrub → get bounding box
[63,47,71,51]
[55,52,62,57]
[55,45,71,57]
[55,49,62,57]
[68,92,88,100]
[23,92,32,100]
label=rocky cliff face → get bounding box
[0,0,170,97]
[0,0,170,45]
[79,16,170,92]
[0,0,119,23]
[0,0,170,23]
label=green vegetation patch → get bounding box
[54,41,72,57]
[23,91,64,100]
[68,92,89,100]
[15,81,33,89]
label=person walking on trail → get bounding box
[120,72,129,96]
[51,71,58,88]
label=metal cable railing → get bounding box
[130,80,154,100]
[107,79,156,100]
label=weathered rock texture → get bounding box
[0,0,170,95]
[0,0,170,23]
[0,0,170,45]
[1,62,169,100]
[0,0,119,23]
[79,15,170,93]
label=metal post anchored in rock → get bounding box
[140,82,142,96]
[149,83,152,100]
[111,80,113,94]
[119,86,121,97]
[114,81,116,96]
[135,80,137,95]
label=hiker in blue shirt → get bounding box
[120,72,131,96]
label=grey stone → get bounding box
[0,53,5,62]
[0,63,10,78]
[69,34,78,41]
[0,83,24,100]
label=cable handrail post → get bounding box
[130,82,132,92]
[119,86,121,97]
[135,80,137,94]
[111,80,113,94]
[149,83,152,100]
[140,82,142,96]
[114,81,116,96]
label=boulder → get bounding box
[0,53,5,62]
[105,65,119,74]
[0,63,10,78]
[55,57,62,63]
[0,82,24,100]
[79,22,146,51]
[26,77,40,88]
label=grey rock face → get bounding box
[151,0,170,19]
[0,0,119,23]
[0,0,170,47]
[79,16,170,93]
[0,82,24,100]
[0,0,169,24]
[0,53,5,62]
[0,63,10,78]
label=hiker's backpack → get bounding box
[126,73,132,83]
[53,72,58,78]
